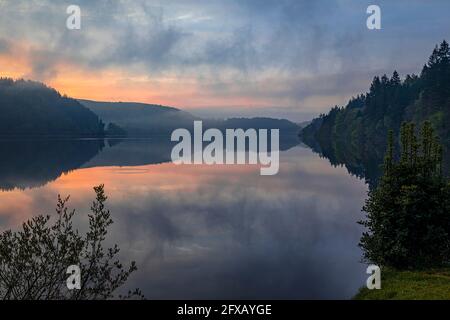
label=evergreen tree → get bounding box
[359,122,450,269]
[390,71,401,86]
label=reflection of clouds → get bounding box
[0,188,57,230]
[0,145,368,299]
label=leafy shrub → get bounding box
[0,185,143,300]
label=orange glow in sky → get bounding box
[0,42,284,109]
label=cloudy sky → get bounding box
[1,0,450,121]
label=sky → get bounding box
[1,0,450,122]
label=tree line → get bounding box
[0,78,125,136]
[301,41,450,174]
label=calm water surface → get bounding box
[0,137,368,299]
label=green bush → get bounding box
[359,122,450,269]
[0,185,142,300]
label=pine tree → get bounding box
[359,122,450,269]
[391,71,401,86]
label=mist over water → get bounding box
[0,138,368,299]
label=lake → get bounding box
[0,136,368,299]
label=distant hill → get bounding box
[297,120,312,130]
[214,117,300,135]
[80,99,300,137]
[78,99,195,135]
[0,78,104,136]
[0,77,300,138]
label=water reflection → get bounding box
[0,138,104,190]
[303,135,450,189]
[0,138,368,299]
[0,134,300,190]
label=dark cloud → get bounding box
[102,23,186,71]
[1,0,450,117]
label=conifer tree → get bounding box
[359,122,450,269]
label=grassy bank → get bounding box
[354,268,450,300]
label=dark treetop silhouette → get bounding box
[0,78,104,136]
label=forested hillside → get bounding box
[301,41,450,182]
[0,78,104,136]
[302,41,450,148]
[79,99,195,136]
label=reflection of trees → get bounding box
[0,132,301,191]
[82,137,175,168]
[302,135,385,188]
[303,133,450,189]
[0,185,142,300]
[0,139,105,191]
